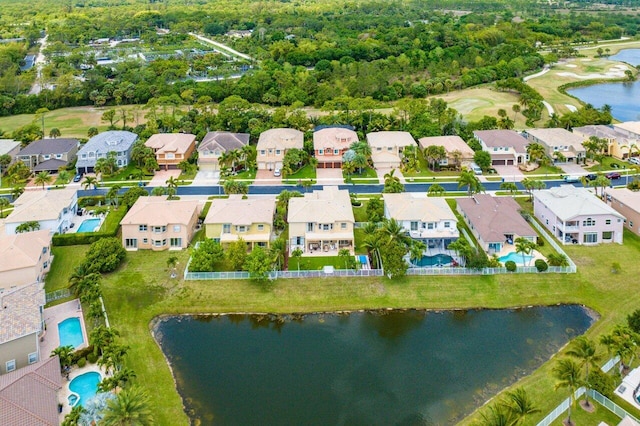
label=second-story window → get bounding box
[139,225,147,231]
[223,224,231,233]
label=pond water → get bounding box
[156,306,593,425]
[567,49,640,122]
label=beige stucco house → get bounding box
[0,230,52,291]
[525,128,586,163]
[288,186,355,255]
[573,124,640,160]
[0,282,45,376]
[204,195,275,249]
[145,133,197,170]
[313,127,358,169]
[198,131,250,172]
[366,131,416,169]
[418,136,475,169]
[120,197,201,251]
[256,128,304,171]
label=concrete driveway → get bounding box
[559,162,587,175]
[316,168,344,185]
[149,169,181,186]
[375,167,406,184]
[492,165,524,182]
[193,170,219,185]
[254,169,281,186]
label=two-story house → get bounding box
[288,186,355,255]
[197,131,250,172]
[383,193,459,251]
[204,195,276,250]
[16,138,78,173]
[4,188,77,235]
[473,130,529,166]
[605,188,640,236]
[256,128,304,171]
[0,139,20,165]
[572,125,639,161]
[418,136,475,169]
[313,127,358,169]
[534,185,624,245]
[0,230,52,290]
[366,131,416,169]
[76,131,138,174]
[144,133,197,170]
[525,128,586,163]
[0,282,45,375]
[121,197,201,251]
[456,194,537,254]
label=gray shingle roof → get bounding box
[17,139,78,156]
[76,131,138,168]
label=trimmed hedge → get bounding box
[53,231,115,246]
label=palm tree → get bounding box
[107,184,122,208]
[82,176,98,190]
[11,186,24,200]
[409,240,426,266]
[383,169,404,193]
[362,235,383,270]
[424,145,447,170]
[553,358,582,426]
[457,169,483,197]
[51,345,75,373]
[480,404,516,426]
[514,237,536,266]
[98,367,137,393]
[547,253,569,267]
[151,186,166,196]
[427,183,445,197]
[100,386,154,426]
[57,170,72,184]
[0,197,9,217]
[566,336,601,407]
[512,104,521,122]
[501,387,540,425]
[526,143,548,166]
[34,171,52,189]
[165,176,179,200]
[381,218,411,247]
[270,237,286,271]
[89,325,120,357]
[291,248,303,271]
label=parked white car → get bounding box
[629,157,640,165]
[273,168,281,177]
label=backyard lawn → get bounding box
[288,255,353,271]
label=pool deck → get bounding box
[495,245,546,265]
[59,364,106,421]
[42,299,89,360]
[70,211,105,233]
[615,366,640,410]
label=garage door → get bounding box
[492,159,506,166]
[507,160,514,165]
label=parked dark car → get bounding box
[73,173,83,182]
[585,173,598,181]
[606,172,621,179]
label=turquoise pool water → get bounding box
[499,251,533,265]
[69,371,101,407]
[414,254,453,267]
[58,317,84,349]
[77,218,101,233]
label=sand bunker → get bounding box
[565,64,577,68]
[557,64,628,79]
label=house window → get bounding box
[81,154,87,159]
[236,225,247,232]
[260,150,266,155]
[153,239,166,247]
[139,225,147,231]
[582,218,595,227]
[143,238,148,244]
[6,360,16,372]
[341,223,347,229]
[583,233,598,243]
[631,221,634,228]
[321,224,332,231]
[153,226,166,233]
[334,149,339,155]
[170,238,182,247]
[173,225,181,232]
[166,153,175,159]
[276,149,281,155]
[258,224,264,231]
[294,236,304,245]
[125,238,137,248]
[602,231,613,240]
[43,261,48,269]
[55,154,62,159]
[307,223,314,232]
[427,223,434,230]
[410,222,418,231]
[28,352,38,364]
[605,219,611,225]
[223,224,231,233]
[444,222,450,228]
[319,149,324,155]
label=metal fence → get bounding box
[536,387,586,426]
[45,288,71,303]
[601,356,621,373]
[590,389,640,423]
[184,268,384,280]
[527,217,577,272]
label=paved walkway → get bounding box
[41,299,88,360]
[375,167,406,184]
[149,169,180,186]
[316,168,344,185]
[192,170,219,185]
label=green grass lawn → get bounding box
[344,167,378,183]
[549,399,623,426]
[47,231,640,426]
[587,157,634,172]
[102,165,152,182]
[226,168,256,182]
[46,245,88,294]
[353,228,368,254]
[523,164,564,176]
[283,164,317,184]
[288,255,352,271]
[352,201,369,222]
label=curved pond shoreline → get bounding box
[151,305,596,425]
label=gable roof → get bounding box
[526,128,585,151]
[383,193,457,222]
[145,133,196,155]
[288,186,354,224]
[456,195,536,242]
[614,121,640,136]
[121,197,200,227]
[366,131,416,148]
[204,195,275,226]
[0,355,62,426]
[76,131,138,168]
[418,135,475,157]
[0,139,20,156]
[313,128,358,151]
[0,230,51,274]
[606,188,640,213]
[17,138,78,156]
[473,130,528,153]
[0,282,45,344]
[6,188,76,224]
[257,128,303,150]
[32,159,68,172]
[199,132,250,153]
[535,185,625,221]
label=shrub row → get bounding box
[53,231,116,246]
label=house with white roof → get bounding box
[120,197,201,251]
[418,135,475,169]
[204,195,275,250]
[76,131,138,174]
[534,185,624,245]
[604,188,640,236]
[4,188,77,235]
[0,282,45,375]
[0,230,52,290]
[256,128,303,171]
[383,193,459,251]
[525,128,586,163]
[366,131,416,169]
[198,131,250,172]
[288,186,355,255]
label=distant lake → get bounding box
[155,306,594,425]
[567,49,640,122]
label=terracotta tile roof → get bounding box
[145,133,196,155]
[525,128,585,151]
[6,188,76,224]
[199,132,249,152]
[366,131,416,148]
[204,195,275,226]
[121,197,200,227]
[0,355,62,426]
[313,128,358,151]
[0,282,45,344]
[288,186,354,224]
[257,128,303,150]
[418,135,475,158]
[0,229,51,274]
[383,193,457,222]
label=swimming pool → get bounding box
[68,371,102,407]
[58,317,84,349]
[414,254,454,267]
[77,218,101,233]
[499,251,533,265]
